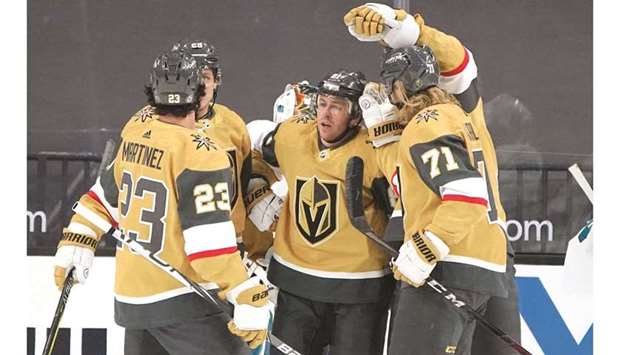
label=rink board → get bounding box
[27,257,592,355]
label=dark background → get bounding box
[28,0,592,258]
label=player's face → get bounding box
[316,95,352,143]
[199,68,217,113]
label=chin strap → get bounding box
[197,84,219,121]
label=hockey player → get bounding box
[247,70,395,355]
[344,4,520,354]
[243,80,318,264]
[52,50,269,354]
[172,40,252,246]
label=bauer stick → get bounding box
[72,202,302,355]
[344,156,532,355]
[42,267,75,355]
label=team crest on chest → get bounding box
[294,177,339,245]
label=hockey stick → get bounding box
[72,202,302,355]
[568,163,593,204]
[243,255,275,289]
[344,156,532,355]
[42,267,75,355]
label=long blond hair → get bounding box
[391,81,461,125]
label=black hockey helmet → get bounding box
[317,70,367,119]
[380,45,439,97]
[172,39,221,83]
[148,50,202,106]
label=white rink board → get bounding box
[28,256,124,355]
[27,257,592,355]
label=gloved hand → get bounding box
[246,178,284,232]
[392,231,449,287]
[343,3,420,48]
[225,277,271,349]
[53,228,98,290]
[359,82,402,147]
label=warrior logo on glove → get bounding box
[294,177,338,244]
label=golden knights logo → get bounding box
[294,177,338,245]
[134,106,156,123]
[415,108,439,124]
[191,134,217,151]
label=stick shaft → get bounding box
[42,268,74,355]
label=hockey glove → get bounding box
[246,178,284,232]
[359,82,402,147]
[53,228,98,290]
[343,3,420,48]
[225,277,270,349]
[392,231,449,287]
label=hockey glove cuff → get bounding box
[359,82,402,147]
[392,231,449,287]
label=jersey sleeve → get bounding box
[241,220,274,262]
[61,148,121,244]
[405,107,489,246]
[175,150,249,292]
[374,142,400,183]
[414,14,480,113]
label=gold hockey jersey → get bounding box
[413,14,507,224]
[197,103,252,237]
[396,104,508,296]
[258,118,394,303]
[66,113,249,327]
